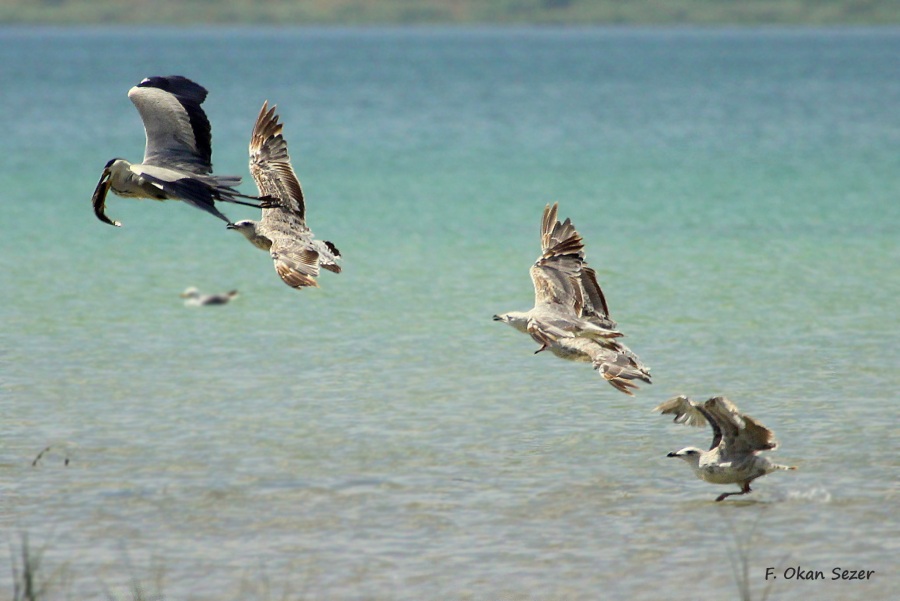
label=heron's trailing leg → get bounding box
[258,195,283,209]
[224,194,281,210]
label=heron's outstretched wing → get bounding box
[703,397,778,457]
[250,101,306,223]
[129,76,213,174]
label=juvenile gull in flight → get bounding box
[228,102,341,289]
[655,395,797,502]
[180,287,239,307]
[493,203,650,395]
[91,75,268,227]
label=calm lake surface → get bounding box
[1,26,898,600]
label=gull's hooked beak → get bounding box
[91,167,120,227]
[226,223,236,230]
[492,315,503,321]
[666,451,678,458]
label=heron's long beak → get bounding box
[91,168,121,227]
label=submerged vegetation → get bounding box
[10,535,64,601]
[1,0,899,25]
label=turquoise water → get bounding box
[1,27,898,599]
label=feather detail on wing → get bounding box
[578,266,614,327]
[654,395,710,428]
[531,203,584,308]
[655,395,723,450]
[246,101,341,289]
[272,242,321,289]
[704,397,778,455]
[129,76,213,174]
[250,101,306,222]
[526,203,625,346]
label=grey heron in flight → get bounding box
[91,75,269,227]
[655,395,797,502]
[228,102,341,289]
[493,203,651,396]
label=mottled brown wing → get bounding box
[529,262,580,310]
[539,203,584,262]
[271,235,321,289]
[249,101,306,224]
[532,203,584,310]
[704,397,778,457]
[576,265,618,332]
[654,395,710,428]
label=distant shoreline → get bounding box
[2,0,899,26]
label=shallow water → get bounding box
[1,26,898,599]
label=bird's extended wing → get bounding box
[270,234,323,289]
[129,76,213,174]
[560,336,650,396]
[250,101,306,223]
[655,395,722,450]
[704,397,778,456]
[531,203,584,310]
[654,395,709,428]
[577,265,616,329]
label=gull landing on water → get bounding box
[655,395,797,502]
[91,76,270,227]
[228,101,341,289]
[493,203,651,396]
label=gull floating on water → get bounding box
[493,203,650,395]
[655,395,797,502]
[91,75,269,227]
[228,101,341,289]
[180,287,239,307]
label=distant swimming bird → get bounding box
[655,395,797,502]
[493,203,650,395]
[228,101,341,289]
[180,287,239,307]
[91,75,269,227]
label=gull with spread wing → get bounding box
[655,395,797,501]
[494,203,650,395]
[228,102,341,289]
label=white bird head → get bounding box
[180,287,200,299]
[667,446,704,468]
[227,219,257,236]
[492,311,529,334]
